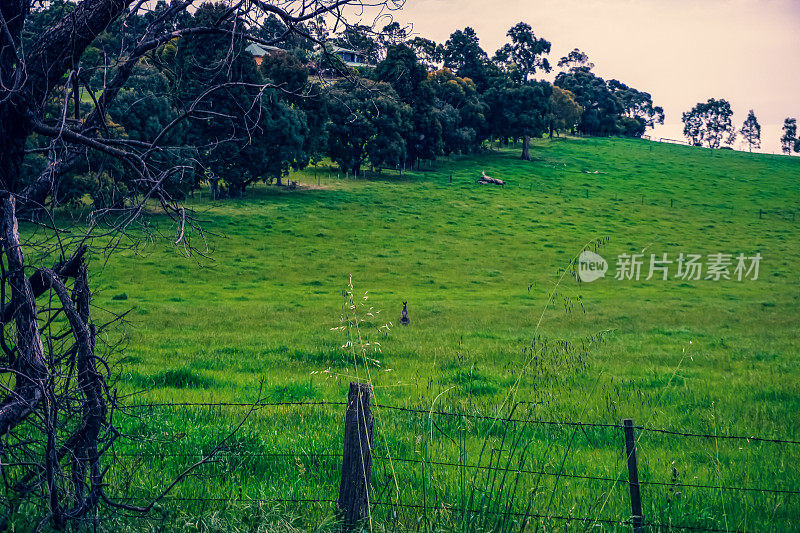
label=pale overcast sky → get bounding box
[382,0,800,152]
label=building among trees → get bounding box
[245,43,283,65]
[330,45,374,68]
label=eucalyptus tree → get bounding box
[440,27,499,91]
[485,80,552,160]
[326,80,411,175]
[406,36,440,70]
[739,109,761,152]
[375,44,442,166]
[428,68,488,154]
[607,79,665,133]
[549,86,582,136]
[493,22,551,82]
[682,98,736,148]
[557,48,594,72]
[780,118,797,154]
[554,69,622,136]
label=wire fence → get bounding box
[98,395,800,532]
[122,399,800,446]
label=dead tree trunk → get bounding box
[0,195,115,527]
[0,195,48,437]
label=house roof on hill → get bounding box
[327,44,373,68]
[245,43,282,56]
[330,45,357,55]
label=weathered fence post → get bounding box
[338,382,374,530]
[623,419,643,533]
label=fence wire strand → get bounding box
[102,398,798,532]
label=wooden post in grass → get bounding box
[338,382,374,530]
[759,209,763,219]
[623,419,643,533]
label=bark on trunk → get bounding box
[1,0,135,196]
[0,108,29,192]
[521,134,531,160]
[0,195,48,437]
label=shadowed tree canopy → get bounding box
[260,49,310,94]
[254,13,315,56]
[334,24,380,63]
[326,80,411,175]
[375,44,442,164]
[554,68,662,138]
[406,36,440,70]
[378,20,407,49]
[485,80,552,160]
[554,69,622,136]
[441,27,499,91]
[549,86,582,136]
[428,68,487,154]
[375,44,430,104]
[607,79,664,130]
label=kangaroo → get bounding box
[400,301,410,326]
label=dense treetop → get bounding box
[18,6,679,200]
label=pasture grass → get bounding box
[69,137,800,530]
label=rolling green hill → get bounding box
[78,137,799,531]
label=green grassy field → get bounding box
[70,137,799,531]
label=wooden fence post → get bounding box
[623,419,643,533]
[338,382,374,530]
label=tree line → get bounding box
[681,98,800,155]
[21,2,671,202]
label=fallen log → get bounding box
[477,171,505,186]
